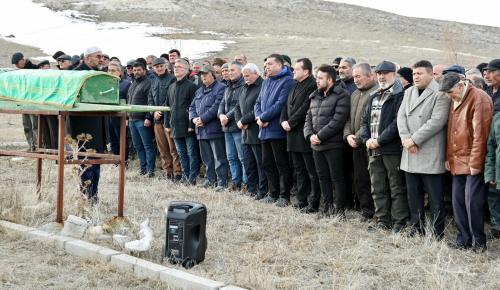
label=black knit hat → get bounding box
[397,67,413,84]
[52,51,65,60]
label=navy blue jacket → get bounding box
[119,76,132,101]
[254,66,294,140]
[189,80,226,140]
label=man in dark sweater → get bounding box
[128,61,155,177]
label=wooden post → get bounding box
[56,114,65,223]
[36,114,43,191]
[118,113,126,217]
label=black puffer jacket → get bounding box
[127,75,152,121]
[360,79,404,156]
[304,84,350,151]
[218,76,245,133]
[148,72,175,124]
[164,77,198,138]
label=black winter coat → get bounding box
[342,78,357,95]
[280,75,317,152]
[359,80,404,156]
[235,77,263,145]
[218,76,245,133]
[148,72,175,124]
[164,77,198,138]
[304,84,350,151]
[127,75,152,121]
[70,62,105,152]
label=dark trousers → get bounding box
[291,151,320,209]
[352,148,375,218]
[406,172,445,236]
[22,114,38,151]
[261,139,291,199]
[343,147,355,209]
[200,138,229,187]
[488,185,500,231]
[313,148,347,213]
[40,115,58,149]
[369,155,408,226]
[243,144,267,195]
[452,174,487,247]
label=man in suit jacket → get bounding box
[397,60,451,238]
[280,58,320,213]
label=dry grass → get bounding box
[2,113,500,290]
[0,227,170,289]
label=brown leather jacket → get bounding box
[446,85,493,175]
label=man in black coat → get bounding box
[164,58,200,185]
[71,46,106,202]
[280,58,320,213]
[304,65,350,217]
[360,61,408,233]
[235,63,268,199]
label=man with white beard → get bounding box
[360,60,409,233]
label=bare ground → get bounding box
[1,113,500,289]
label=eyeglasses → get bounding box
[108,69,119,73]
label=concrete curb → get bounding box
[0,220,246,290]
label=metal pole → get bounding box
[118,114,126,217]
[36,114,43,191]
[56,114,65,223]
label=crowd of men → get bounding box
[8,47,500,252]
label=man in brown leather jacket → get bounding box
[442,72,493,251]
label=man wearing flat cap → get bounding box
[397,60,450,238]
[483,59,500,239]
[442,72,493,251]
[360,60,408,232]
[147,57,181,180]
[57,55,74,70]
[189,64,229,191]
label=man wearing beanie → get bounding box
[397,67,413,91]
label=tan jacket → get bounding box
[343,81,378,145]
[446,85,493,175]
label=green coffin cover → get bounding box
[0,69,119,108]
